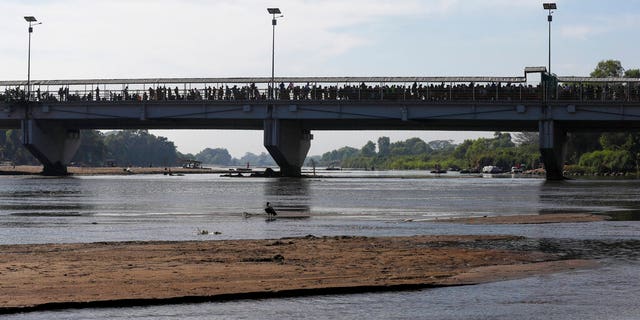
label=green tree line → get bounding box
[309,132,542,171]
[309,129,639,175]
[0,129,276,167]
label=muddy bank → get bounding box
[0,235,593,314]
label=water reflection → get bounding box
[0,177,95,217]
[264,178,311,216]
[538,179,640,217]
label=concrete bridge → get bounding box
[1,67,640,179]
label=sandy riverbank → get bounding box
[0,235,594,314]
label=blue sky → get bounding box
[1,0,639,157]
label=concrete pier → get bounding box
[21,120,81,175]
[539,120,566,180]
[264,119,312,176]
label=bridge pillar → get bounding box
[264,119,312,177]
[539,120,566,180]
[21,120,81,176]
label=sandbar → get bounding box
[0,235,594,314]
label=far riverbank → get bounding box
[0,165,224,176]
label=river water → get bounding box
[1,171,639,319]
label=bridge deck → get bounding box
[1,74,640,132]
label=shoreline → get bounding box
[0,235,595,314]
[2,165,638,179]
[0,165,224,176]
[432,213,609,224]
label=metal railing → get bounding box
[1,76,639,103]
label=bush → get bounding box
[578,150,632,173]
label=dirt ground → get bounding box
[0,235,594,314]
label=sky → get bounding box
[2,0,640,157]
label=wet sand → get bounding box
[0,235,593,314]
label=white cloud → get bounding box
[0,0,455,79]
[560,25,599,40]
[560,13,640,41]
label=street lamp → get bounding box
[267,8,283,100]
[543,3,556,74]
[24,16,42,101]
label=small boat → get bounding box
[482,166,503,174]
[220,172,244,177]
[511,166,524,173]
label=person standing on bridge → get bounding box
[95,86,100,101]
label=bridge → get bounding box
[1,67,640,179]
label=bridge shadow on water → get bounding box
[1,177,95,218]
[263,178,311,218]
[537,179,640,220]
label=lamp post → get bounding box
[543,3,556,74]
[24,16,42,102]
[267,8,283,100]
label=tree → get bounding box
[0,129,38,164]
[590,59,624,77]
[237,152,276,166]
[579,149,632,173]
[360,141,377,157]
[377,136,390,157]
[428,140,455,151]
[513,132,539,146]
[490,132,515,149]
[389,138,431,156]
[565,132,602,164]
[452,140,473,160]
[195,148,232,165]
[72,130,107,166]
[625,69,640,78]
[599,133,628,151]
[104,130,178,166]
[320,146,358,165]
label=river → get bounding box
[1,171,639,319]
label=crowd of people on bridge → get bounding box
[3,81,640,103]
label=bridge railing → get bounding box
[555,79,640,102]
[1,77,639,104]
[1,79,543,103]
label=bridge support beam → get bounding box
[264,119,312,177]
[21,120,81,176]
[539,120,566,180]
